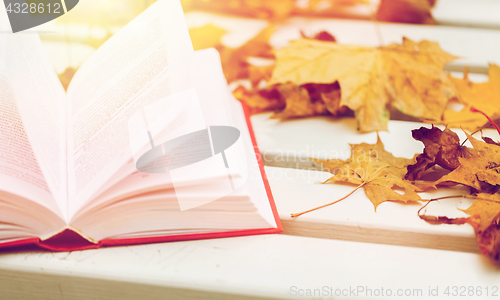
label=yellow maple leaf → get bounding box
[270,38,457,133]
[312,135,421,210]
[443,64,500,131]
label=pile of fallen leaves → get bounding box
[189,16,500,266]
[230,30,500,133]
[303,125,500,266]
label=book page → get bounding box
[0,10,66,218]
[186,49,277,228]
[70,49,277,234]
[0,61,61,217]
[128,88,247,211]
[66,0,194,217]
[72,50,248,220]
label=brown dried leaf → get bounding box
[417,132,500,192]
[465,193,500,265]
[301,30,336,42]
[248,64,275,88]
[234,81,345,118]
[376,0,436,24]
[232,85,285,114]
[406,126,473,180]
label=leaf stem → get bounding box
[417,194,476,216]
[290,164,403,218]
[291,182,365,218]
[470,106,500,136]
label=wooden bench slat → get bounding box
[378,22,500,73]
[434,0,500,30]
[266,165,477,253]
[0,234,498,299]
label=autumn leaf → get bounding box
[270,38,458,133]
[188,24,272,83]
[270,83,327,119]
[233,84,285,114]
[465,193,500,265]
[301,82,346,117]
[219,25,275,83]
[406,126,473,181]
[410,127,500,263]
[301,30,336,42]
[443,64,500,131]
[272,82,342,119]
[466,194,500,232]
[182,0,296,20]
[297,0,369,18]
[418,192,500,266]
[246,30,335,87]
[248,64,275,87]
[311,135,421,210]
[376,0,436,24]
[58,67,77,92]
[233,25,275,59]
[463,132,500,188]
[183,0,434,24]
[189,24,227,51]
[182,0,368,21]
[234,81,346,118]
[483,136,500,147]
[416,132,500,192]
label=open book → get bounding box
[0,0,281,251]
